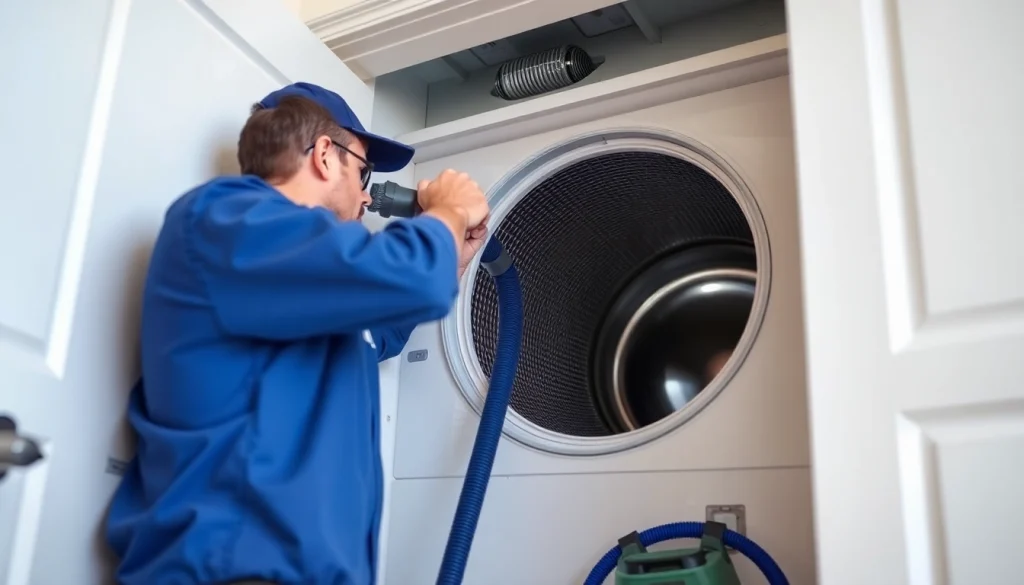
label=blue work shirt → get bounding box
[105,175,459,585]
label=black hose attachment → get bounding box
[368,181,420,218]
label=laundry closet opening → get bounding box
[442,131,772,454]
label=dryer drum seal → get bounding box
[470,151,758,437]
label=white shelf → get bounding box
[397,34,789,163]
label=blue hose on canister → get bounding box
[583,521,790,585]
[435,237,522,585]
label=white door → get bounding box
[787,0,1024,583]
[0,1,372,583]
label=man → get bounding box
[105,82,490,585]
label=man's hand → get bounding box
[458,221,488,278]
[418,169,489,228]
[417,169,491,267]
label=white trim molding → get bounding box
[306,0,621,79]
[305,0,438,35]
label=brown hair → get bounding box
[236,95,354,181]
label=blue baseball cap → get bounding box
[257,82,414,173]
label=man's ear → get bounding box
[310,135,333,180]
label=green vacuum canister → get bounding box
[614,521,742,585]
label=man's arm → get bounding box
[189,187,459,341]
[370,221,489,362]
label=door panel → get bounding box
[0,1,110,362]
[787,0,1024,582]
[896,0,1022,316]
[869,0,1024,348]
[0,0,370,582]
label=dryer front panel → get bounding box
[393,76,808,480]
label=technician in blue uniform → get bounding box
[105,82,490,585]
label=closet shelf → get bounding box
[397,34,789,163]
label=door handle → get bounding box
[0,414,44,483]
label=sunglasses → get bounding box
[306,140,374,190]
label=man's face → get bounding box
[324,138,371,221]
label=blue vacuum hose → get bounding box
[435,237,522,585]
[584,522,789,585]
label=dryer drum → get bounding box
[470,151,758,437]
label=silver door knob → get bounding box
[0,415,43,482]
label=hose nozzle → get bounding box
[368,181,421,218]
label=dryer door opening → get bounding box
[446,131,772,454]
[593,243,757,434]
